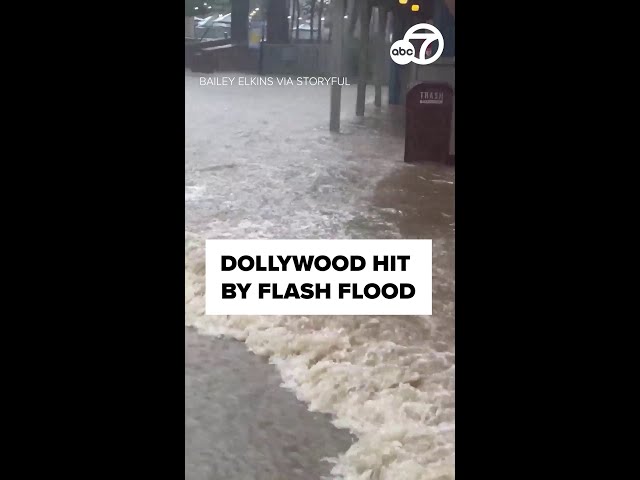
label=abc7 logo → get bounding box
[390,24,444,65]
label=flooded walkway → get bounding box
[186,327,353,480]
[185,72,454,480]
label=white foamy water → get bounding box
[185,73,454,480]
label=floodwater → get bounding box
[185,72,454,480]
[186,326,354,480]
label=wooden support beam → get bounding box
[388,10,404,105]
[231,0,250,44]
[329,0,345,132]
[374,7,387,108]
[185,16,195,38]
[356,2,372,116]
[266,0,289,44]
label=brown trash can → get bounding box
[404,82,454,164]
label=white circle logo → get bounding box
[390,24,445,65]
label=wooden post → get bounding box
[388,11,402,105]
[329,0,345,132]
[231,0,250,44]
[318,0,324,42]
[356,2,372,116]
[185,17,195,38]
[407,61,417,92]
[375,7,387,108]
[295,0,301,41]
[266,0,289,44]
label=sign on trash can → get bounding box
[404,82,454,164]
